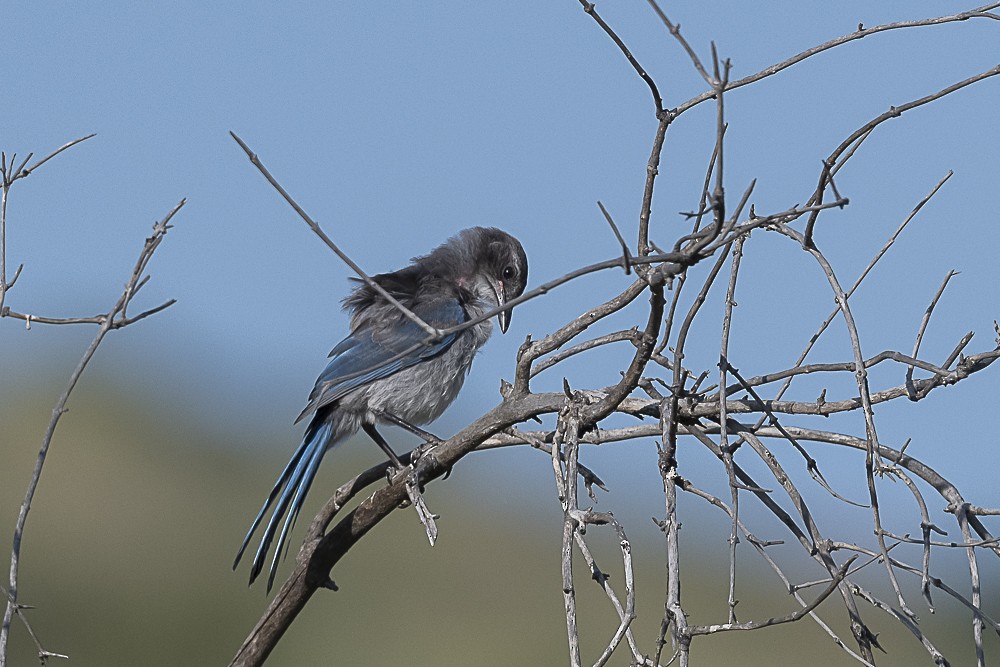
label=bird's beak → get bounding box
[492,280,511,333]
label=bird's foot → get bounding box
[385,462,408,484]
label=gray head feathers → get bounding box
[344,227,528,332]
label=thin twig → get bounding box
[596,201,632,274]
[229,132,438,337]
[673,4,1000,116]
[578,0,663,114]
[1,200,182,666]
[687,558,857,636]
[906,270,958,400]
[719,237,744,625]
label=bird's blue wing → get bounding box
[296,298,466,422]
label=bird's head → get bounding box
[434,227,528,333]
[476,228,528,333]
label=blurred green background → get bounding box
[0,376,989,666]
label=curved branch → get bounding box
[673,4,1000,116]
[229,391,558,666]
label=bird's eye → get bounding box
[502,266,515,280]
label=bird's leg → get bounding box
[362,422,406,471]
[373,409,442,445]
[372,409,444,468]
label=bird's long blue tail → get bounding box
[233,419,335,592]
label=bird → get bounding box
[233,227,528,591]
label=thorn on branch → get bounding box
[7,263,24,289]
[596,200,632,274]
[517,334,533,360]
[828,173,845,205]
[499,378,513,399]
[563,377,575,399]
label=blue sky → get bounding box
[3,0,998,566]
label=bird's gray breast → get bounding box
[351,317,493,425]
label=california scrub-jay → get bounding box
[234,227,528,590]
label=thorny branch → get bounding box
[671,3,1000,117]
[231,4,1000,667]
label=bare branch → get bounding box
[673,4,1000,116]
[578,0,664,114]
[646,1,712,85]
[596,201,632,274]
[906,270,959,400]
[531,329,642,378]
[688,558,857,636]
[229,131,439,338]
[1,199,182,665]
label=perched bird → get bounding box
[234,227,528,591]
